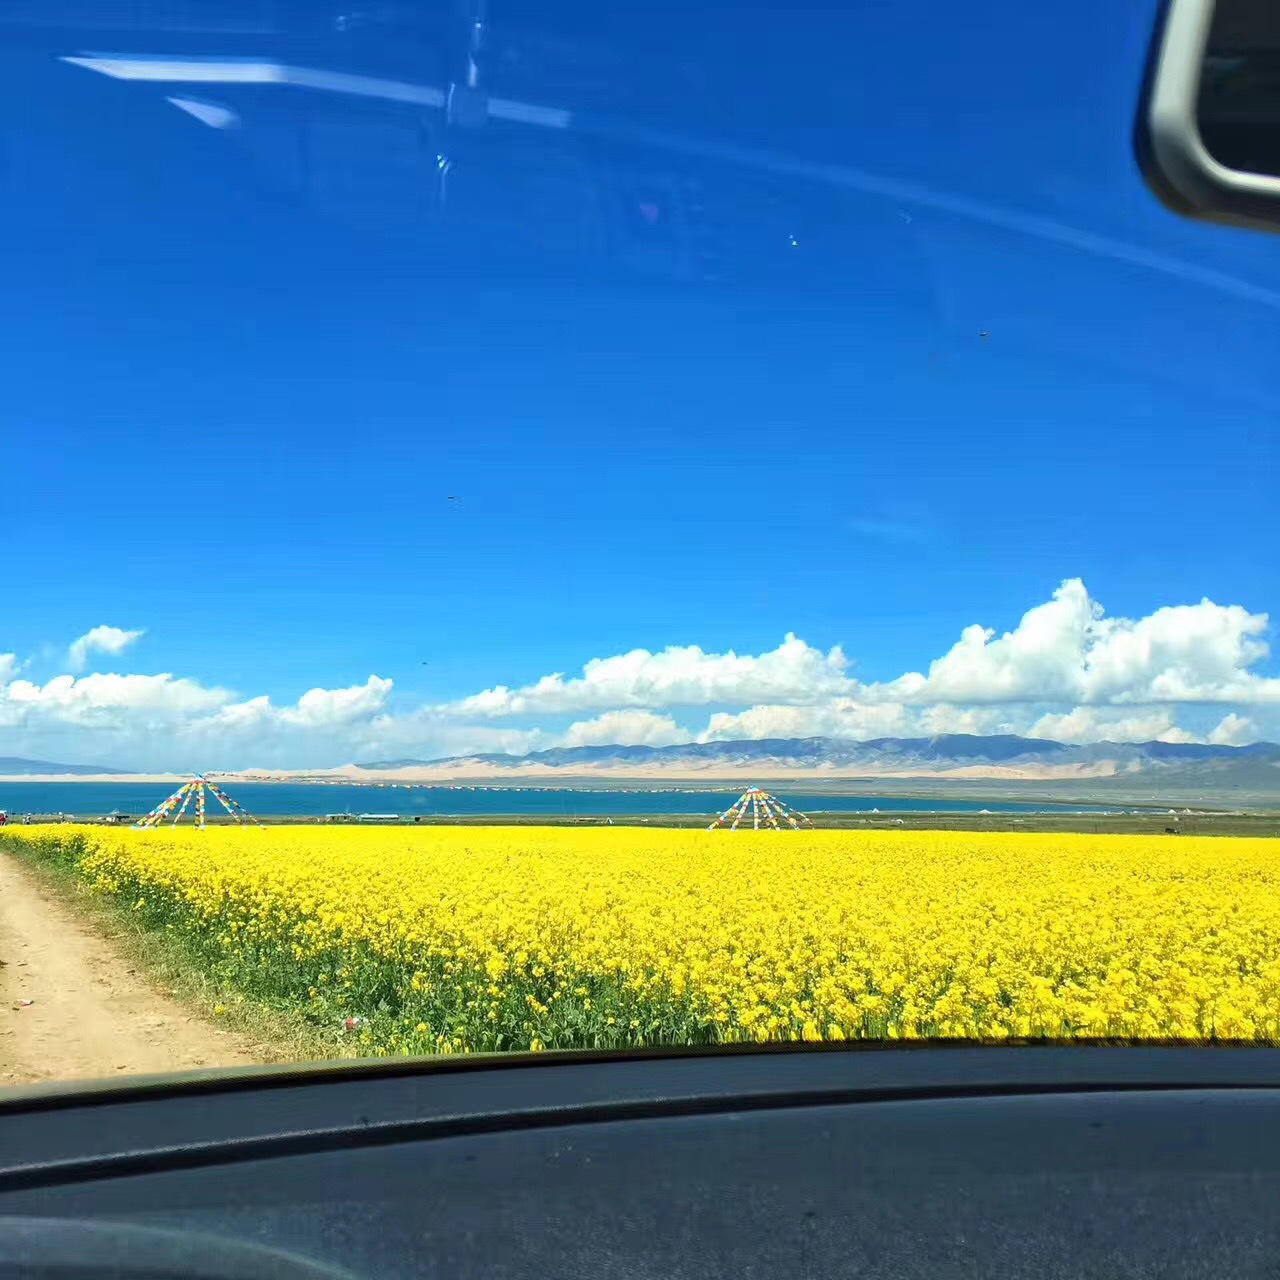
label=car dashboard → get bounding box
[3,1046,1280,1278]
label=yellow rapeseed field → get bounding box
[4,825,1280,1052]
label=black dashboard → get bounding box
[4,1046,1280,1277]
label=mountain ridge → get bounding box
[0,755,135,776]
[355,733,1280,774]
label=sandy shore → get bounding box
[211,761,1125,785]
[0,764,1120,786]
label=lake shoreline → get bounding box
[3,812,1278,837]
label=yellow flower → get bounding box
[6,822,1280,1056]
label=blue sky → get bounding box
[1,1,1278,768]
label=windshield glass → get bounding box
[1,0,1278,1086]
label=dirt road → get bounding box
[0,853,259,1088]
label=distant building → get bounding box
[103,810,132,825]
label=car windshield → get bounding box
[1,0,1278,1087]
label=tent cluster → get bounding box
[707,787,812,831]
[134,775,261,829]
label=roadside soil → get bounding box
[0,852,259,1088]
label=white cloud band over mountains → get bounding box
[451,579,1280,717]
[1,579,1276,769]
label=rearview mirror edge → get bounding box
[1139,0,1280,233]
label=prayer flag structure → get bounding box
[707,786,812,831]
[134,775,262,829]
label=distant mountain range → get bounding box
[0,756,132,776]
[356,734,1280,779]
[5,737,1278,802]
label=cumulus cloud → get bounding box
[436,578,1279,754]
[68,625,145,672]
[916,704,1009,737]
[450,633,853,718]
[699,699,910,743]
[876,579,1280,707]
[251,703,544,765]
[281,676,392,727]
[196,695,274,733]
[0,672,230,729]
[1083,600,1275,704]
[387,722,545,760]
[560,710,686,748]
[1026,706,1196,745]
[876,581,1097,705]
[180,677,393,742]
[1208,712,1258,746]
[0,663,399,769]
[447,580,1279,731]
[2,580,1276,767]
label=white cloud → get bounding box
[699,699,910,742]
[1027,707,1196,745]
[877,580,1096,705]
[280,676,392,727]
[438,577,1279,753]
[398,723,544,760]
[560,710,686,748]
[0,665,400,769]
[177,677,393,745]
[68,625,145,672]
[1208,712,1259,746]
[0,672,230,729]
[451,633,853,718]
[195,695,274,733]
[698,701,1216,747]
[447,581,1279,733]
[916,704,1009,737]
[876,580,1280,708]
[2,580,1276,768]
[1082,600,1275,704]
